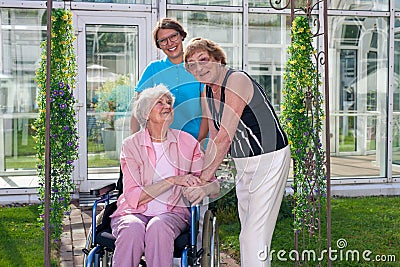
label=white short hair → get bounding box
[132,84,175,128]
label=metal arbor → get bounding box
[271,0,332,265]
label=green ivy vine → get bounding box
[281,16,327,235]
[33,8,79,242]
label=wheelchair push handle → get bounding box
[90,183,116,198]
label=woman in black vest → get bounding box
[183,38,291,267]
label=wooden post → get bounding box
[44,0,52,266]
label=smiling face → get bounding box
[185,49,223,85]
[157,28,184,64]
[147,94,174,127]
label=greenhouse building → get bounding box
[1,0,400,202]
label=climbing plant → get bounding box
[281,15,327,235]
[33,8,79,242]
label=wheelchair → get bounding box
[82,173,220,267]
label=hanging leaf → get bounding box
[281,16,327,235]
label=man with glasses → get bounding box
[130,18,208,143]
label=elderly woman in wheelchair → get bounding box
[106,84,220,267]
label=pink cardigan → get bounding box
[111,128,204,218]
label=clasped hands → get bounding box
[174,174,209,205]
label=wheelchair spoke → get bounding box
[200,210,220,267]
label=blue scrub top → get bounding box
[135,57,203,139]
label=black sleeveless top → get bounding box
[206,68,288,158]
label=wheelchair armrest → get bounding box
[90,183,116,197]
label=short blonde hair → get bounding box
[132,84,175,127]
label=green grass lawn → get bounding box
[5,156,37,169]
[219,196,400,266]
[1,196,399,266]
[0,205,59,267]
[4,138,120,170]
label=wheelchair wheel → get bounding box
[82,225,92,266]
[83,209,113,267]
[200,210,220,267]
[101,249,113,267]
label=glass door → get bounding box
[75,13,150,192]
[86,24,136,166]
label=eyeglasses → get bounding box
[186,56,211,72]
[157,32,180,47]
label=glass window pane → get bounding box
[329,0,389,11]
[392,18,400,174]
[0,9,46,172]
[329,16,388,178]
[367,116,376,150]
[86,25,137,171]
[248,0,318,8]
[339,116,357,152]
[247,13,291,110]
[341,24,362,46]
[168,11,242,69]
[167,0,241,6]
[65,0,151,4]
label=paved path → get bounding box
[59,201,239,267]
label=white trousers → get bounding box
[233,146,291,267]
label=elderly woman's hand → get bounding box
[182,185,208,206]
[172,174,202,187]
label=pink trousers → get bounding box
[111,212,189,267]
